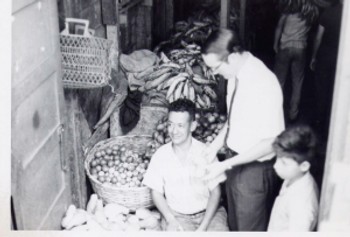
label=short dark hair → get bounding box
[201,28,244,61]
[273,125,317,164]
[168,99,196,121]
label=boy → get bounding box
[268,125,319,231]
[142,99,228,231]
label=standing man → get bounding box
[142,99,228,231]
[201,28,285,231]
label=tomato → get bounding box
[100,150,106,156]
[120,156,127,162]
[108,160,115,167]
[98,171,105,177]
[127,156,134,163]
[90,168,98,175]
[98,176,105,183]
[111,177,118,184]
[106,148,113,155]
[90,160,97,167]
[95,151,102,158]
[100,159,107,165]
[96,165,102,172]
[102,165,109,172]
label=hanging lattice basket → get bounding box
[60,18,112,89]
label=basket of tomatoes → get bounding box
[84,135,155,210]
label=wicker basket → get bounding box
[60,18,112,89]
[85,135,153,210]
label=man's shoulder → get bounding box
[191,137,207,149]
[152,142,172,159]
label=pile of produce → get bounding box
[61,194,161,231]
[147,110,227,151]
[140,46,218,109]
[88,144,154,188]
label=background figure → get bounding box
[310,0,343,140]
[274,0,319,122]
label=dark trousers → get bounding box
[225,157,282,231]
[274,47,307,120]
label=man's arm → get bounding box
[273,14,287,53]
[200,122,228,164]
[151,190,183,231]
[196,185,221,231]
[204,137,275,180]
[310,25,325,70]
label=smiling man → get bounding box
[142,99,228,231]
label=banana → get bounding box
[196,94,206,108]
[168,92,175,103]
[166,75,188,99]
[145,67,173,81]
[144,72,173,91]
[136,66,155,80]
[191,81,204,94]
[162,73,188,90]
[173,81,185,101]
[159,62,182,69]
[182,80,189,99]
[203,85,218,101]
[188,82,196,101]
[193,74,217,85]
[202,94,212,108]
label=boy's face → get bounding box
[167,111,196,146]
[273,156,308,181]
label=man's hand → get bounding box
[196,225,207,231]
[203,161,228,181]
[199,145,219,164]
[166,219,184,231]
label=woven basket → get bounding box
[85,135,153,210]
[60,18,112,89]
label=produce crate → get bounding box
[85,135,154,210]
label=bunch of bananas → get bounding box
[141,43,218,109]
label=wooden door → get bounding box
[318,1,350,231]
[12,0,71,230]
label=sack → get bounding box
[120,50,158,73]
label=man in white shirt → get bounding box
[142,99,228,231]
[201,28,285,231]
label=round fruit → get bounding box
[96,165,102,172]
[108,160,115,167]
[95,151,102,158]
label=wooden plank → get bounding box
[239,0,246,41]
[220,0,230,28]
[101,0,117,25]
[64,90,91,209]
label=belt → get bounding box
[183,209,206,216]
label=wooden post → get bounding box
[240,0,246,43]
[102,0,120,72]
[220,0,230,28]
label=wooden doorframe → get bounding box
[318,0,350,231]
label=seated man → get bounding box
[142,99,228,231]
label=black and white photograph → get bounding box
[1,0,350,234]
